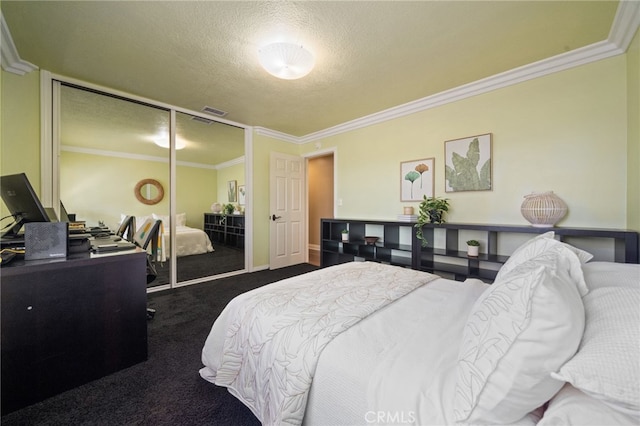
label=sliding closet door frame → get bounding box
[40,70,254,290]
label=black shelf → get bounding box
[321,218,639,282]
[204,213,244,249]
[321,218,416,271]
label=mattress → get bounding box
[165,225,214,258]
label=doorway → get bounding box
[307,153,335,266]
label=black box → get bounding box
[24,222,68,260]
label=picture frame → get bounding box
[238,185,246,206]
[227,180,237,202]
[445,133,492,192]
[401,157,434,201]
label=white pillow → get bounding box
[119,214,150,231]
[495,231,593,295]
[539,384,640,425]
[176,212,187,226]
[152,213,187,227]
[453,245,586,424]
[551,264,640,414]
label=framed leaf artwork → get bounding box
[227,180,237,202]
[445,133,492,192]
[401,157,434,201]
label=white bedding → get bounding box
[200,262,438,425]
[304,277,489,426]
[200,256,640,426]
[168,225,214,257]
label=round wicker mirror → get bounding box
[134,178,164,205]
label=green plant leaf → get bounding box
[467,138,480,167]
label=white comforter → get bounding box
[303,276,490,426]
[200,262,438,425]
[165,225,214,257]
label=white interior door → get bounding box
[269,152,306,269]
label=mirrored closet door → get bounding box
[59,84,172,287]
[174,112,246,282]
[56,82,248,289]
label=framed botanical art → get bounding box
[238,185,246,205]
[445,133,492,192]
[227,180,237,202]
[401,157,434,201]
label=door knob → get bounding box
[271,214,282,221]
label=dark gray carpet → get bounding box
[1,263,319,425]
[153,245,246,286]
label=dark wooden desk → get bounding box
[1,249,148,414]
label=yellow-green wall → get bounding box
[627,28,640,232]
[60,151,219,230]
[177,165,219,229]
[216,162,245,210]
[300,55,629,231]
[0,70,41,218]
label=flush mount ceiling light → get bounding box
[258,42,315,80]
[154,138,187,150]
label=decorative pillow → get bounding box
[452,245,586,424]
[539,384,640,425]
[495,231,593,295]
[551,263,640,414]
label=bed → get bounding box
[199,231,640,425]
[122,213,214,259]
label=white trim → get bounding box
[254,127,302,143]
[244,128,254,272]
[215,156,245,170]
[302,147,337,159]
[0,13,38,75]
[59,145,245,171]
[168,110,178,287]
[609,0,640,51]
[40,71,54,206]
[303,147,338,255]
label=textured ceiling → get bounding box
[60,84,245,166]
[3,1,619,137]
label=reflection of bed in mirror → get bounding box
[121,213,214,258]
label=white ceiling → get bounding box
[1,1,633,139]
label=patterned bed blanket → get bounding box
[200,262,438,425]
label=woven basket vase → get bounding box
[520,191,568,228]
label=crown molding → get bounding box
[61,145,242,170]
[1,12,38,75]
[215,155,245,170]
[262,1,640,145]
[609,0,640,51]
[254,127,303,144]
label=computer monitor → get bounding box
[0,173,50,239]
[59,201,71,222]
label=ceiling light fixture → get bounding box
[154,138,187,150]
[258,42,315,80]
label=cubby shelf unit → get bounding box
[321,218,639,282]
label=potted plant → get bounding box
[341,229,349,242]
[415,195,450,247]
[466,239,480,257]
[224,203,235,215]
